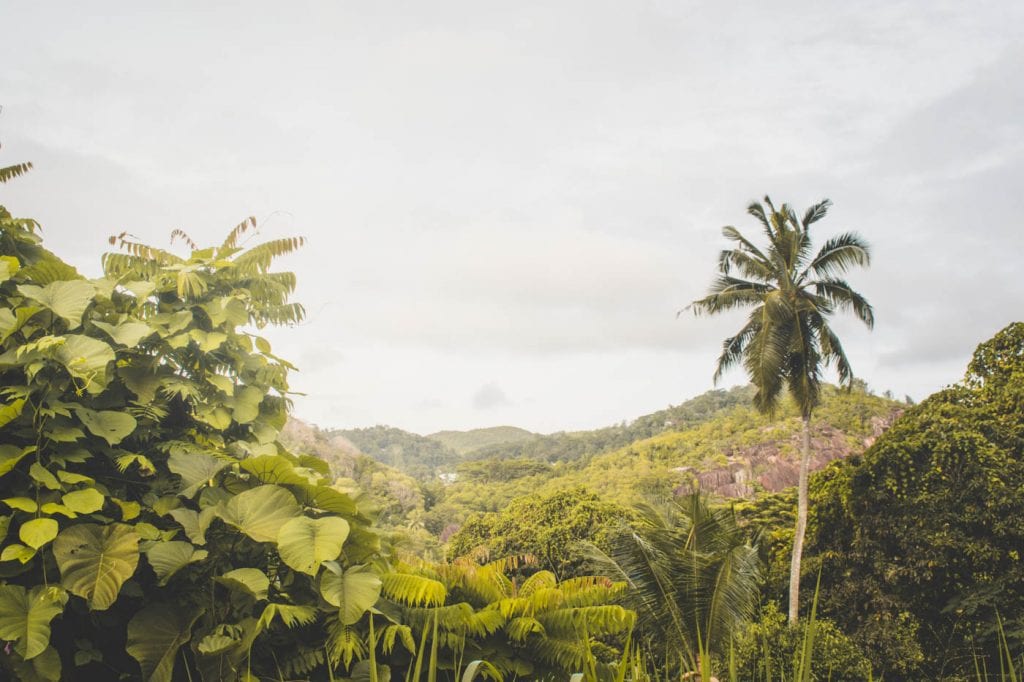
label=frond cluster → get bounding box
[687,196,873,416]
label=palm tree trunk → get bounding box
[788,414,811,624]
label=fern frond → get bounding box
[257,603,318,630]
[379,624,416,655]
[0,162,32,183]
[539,605,634,638]
[326,620,366,668]
[382,572,448,607]
[233,237,306,274]
[279,646,325,677]
[506,616,546,642]
[221,216,258,249]
[518,570,557,597]
[169,229,198,250]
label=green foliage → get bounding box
[733,601,872,681]
[448,488,633,578]
[0,180,386,680]
[809,322,1024,679]
[428,426,538,456]
[378,556,635,681]
[340,424,463,481]
[585,493,761,677]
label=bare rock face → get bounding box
[680,410,903,499]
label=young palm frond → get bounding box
[586,493,760,677]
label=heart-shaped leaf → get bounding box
[217,485,300,543]
[75,408,137,446]
[126,604,202,682]
[145,541,207,585]
[52,523,140,610]
[0,585,67,659]
[276,516,349,575]
[319,564,383,625]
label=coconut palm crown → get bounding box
[689,196,873,417]
[687,196,873,625]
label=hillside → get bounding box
[283,384,905,544]
[438,385,903,520]
[427,425,537,455]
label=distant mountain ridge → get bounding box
[286,385,761,479]
[426,426,537,455]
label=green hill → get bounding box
[427,426,537,455]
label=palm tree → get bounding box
[585,493,762,680]
[687,196,873,624]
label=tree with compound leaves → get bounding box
[687,196,873,624]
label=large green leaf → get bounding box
[167,450,230,498]
[239,454,307,486]
[0,254,20,282]
[145,541,208,585]
[216,567,270,600]
[126,604,203,682]
[18,280,95,328]
[52,523,140,610]
[75,407,137,446]
[218,484,300,543]
[0,444,32,478]
[54,335,115,393]
[320,564,383,625]
[92,320,154,347]
[167,506,217,545]
[0,585,67,659]
[61,488,105,514]
[0,305,42,345]
[276,516,349,575]
[229,385,264,424]
[290,483,360,517]
[0,398,25,428]
[20,518,59,549]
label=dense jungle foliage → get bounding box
[1,163,1021,681]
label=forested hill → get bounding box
[284,386,760,480]
[427,426,537,455]
[287,384,904,486]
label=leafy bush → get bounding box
[809,322,1024,679]
[733,602,873,681]
[0,193,385,680]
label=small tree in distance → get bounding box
[686,196,874,624]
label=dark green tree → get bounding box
[809,322,1024,678]
[687,197,873,623]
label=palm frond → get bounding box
[801,199,832,229]
[818,319,854,386]
[687,276,772,317]
[803,231,871,279]
[812,278,874,328]
[712,315,759,385]
[717,247,773,282]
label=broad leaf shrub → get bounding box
[732,601,872,681]
[0,199,385,680]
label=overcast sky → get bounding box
[2,1,1022,434]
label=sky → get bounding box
[2,1,1022,435]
